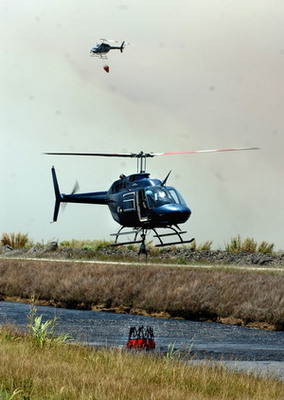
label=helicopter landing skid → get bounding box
[109,226,194,255]
[152,227,195,247]
[110,227,142,246]
[109,227,148,256]
[90,54,108,59]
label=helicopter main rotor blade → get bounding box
[152,147,259,156]
[100,38,119,43]
[44,152,137,158]
[44,148,259,159]
[99,38,131,45]
[44,151,156,159]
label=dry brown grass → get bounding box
[0,328,283,400]
[0,259,283,329]
[1,232,29,249]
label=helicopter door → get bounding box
[123,192,136,211]
[137,189,149,222]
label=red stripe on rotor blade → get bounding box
[155,147,259,156]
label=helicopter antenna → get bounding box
[162,170,172,186]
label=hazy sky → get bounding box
[1,0,283,250]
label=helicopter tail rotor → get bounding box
[51,167,81,221]
[120,41,125,52]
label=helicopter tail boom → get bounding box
[51,167,108,222]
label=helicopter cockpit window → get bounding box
[145,187,178,208]
[167,187,186,205]
[144,186,186,208]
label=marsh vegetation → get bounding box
[0,258,283,330]
[0,324,283,400]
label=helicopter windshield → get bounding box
[145,186,185,208]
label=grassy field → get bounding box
[0,326,283,400]
[0,258,283,330]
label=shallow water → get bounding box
[1,301,283,380]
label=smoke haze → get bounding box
[1,1,283,249]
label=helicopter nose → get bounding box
[153,204,191,225]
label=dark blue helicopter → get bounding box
[45,148,258,254]
[90,39,125,58]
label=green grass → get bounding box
[59,239,112,251]
[0,327,283,400]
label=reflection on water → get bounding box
[1,301,283,380]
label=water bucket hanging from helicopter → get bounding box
[126,326,155,350]
[103,65,109,73]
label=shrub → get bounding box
[257,241,274,254]
[225,235,275,254]
[242,237,257,253]
[26,304,71,347]
[197,240,213,252]
[92,240,112,250]
[1,232,29,249]
[225,235,242,253]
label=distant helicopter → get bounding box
[90,39,126,59]
[45,148,258,254]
